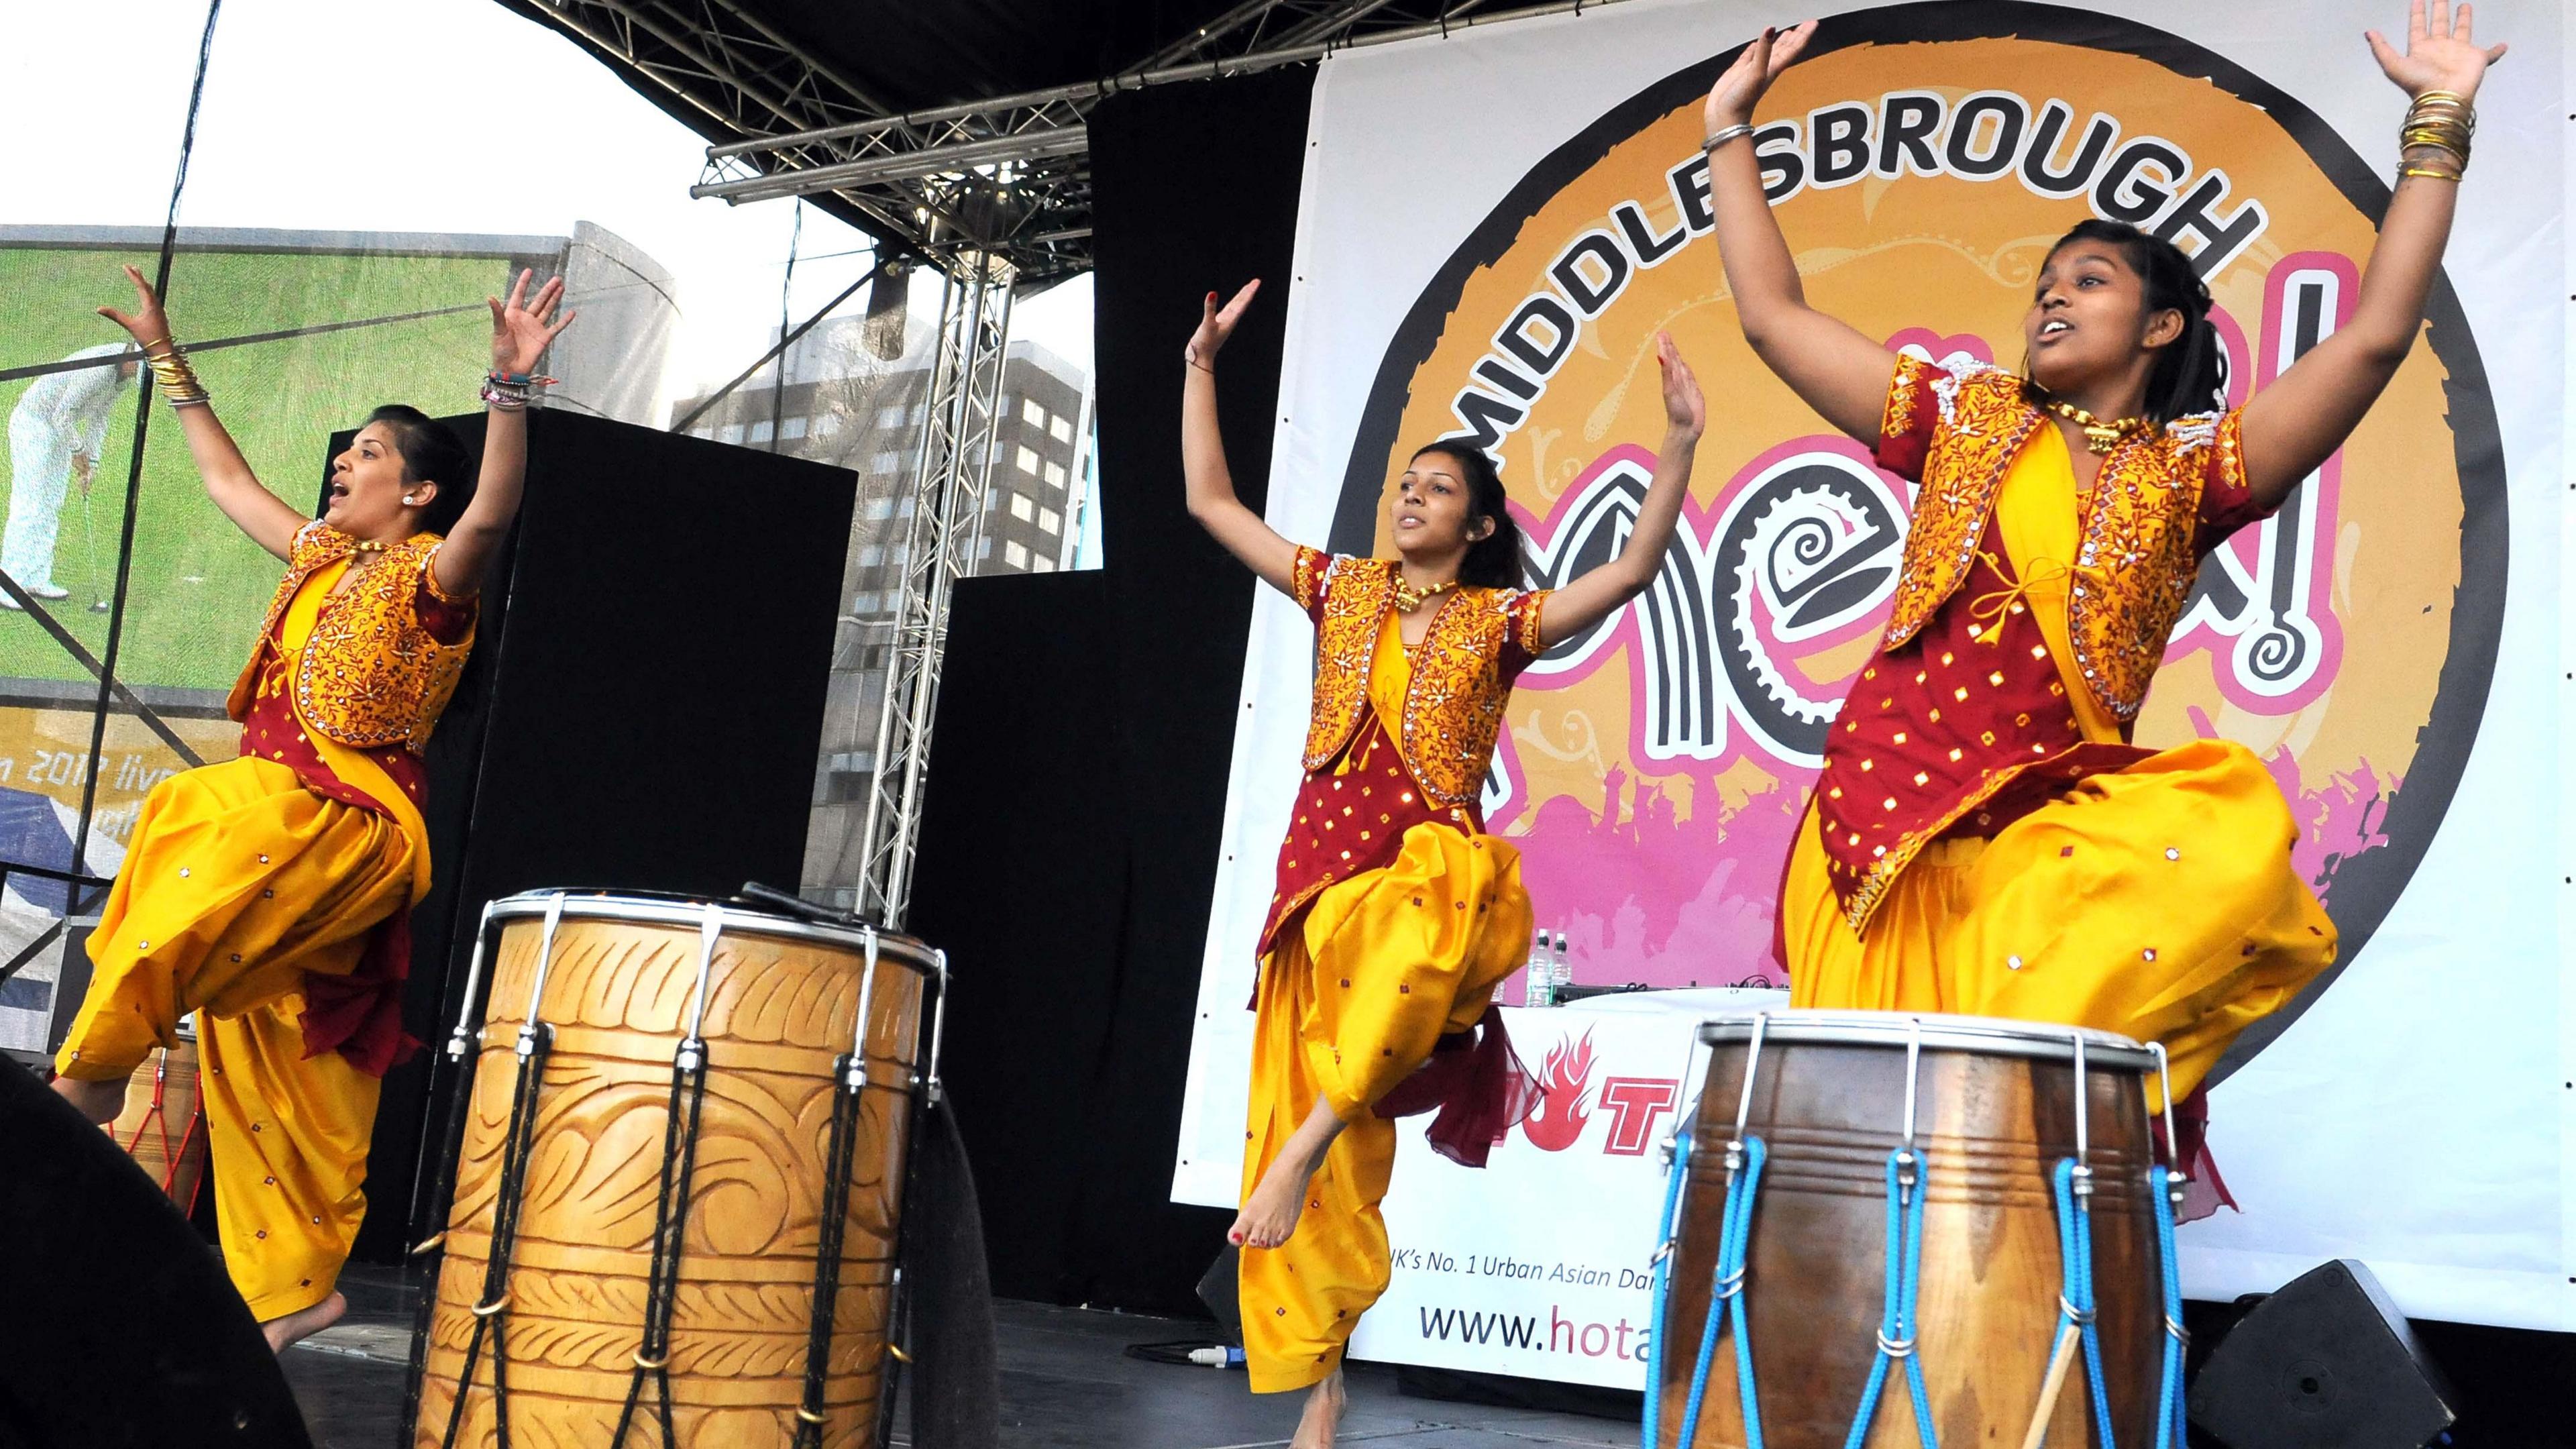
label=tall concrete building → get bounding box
[669,321,1095,909]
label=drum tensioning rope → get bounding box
[1839,1020,1939,1449]
[439,1014,555,1449]
[1668,1013,1772,1449]
[2019,1031,2115,1449]
[792,927,884,1447]
[404,901,504,1444]
[2148,1042,2189,1449]
[1642,1127,1691,1449]
[610,904,728,1449]
[437,894,570,1449]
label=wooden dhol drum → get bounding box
[104,1014,206,1210]
[1648,1011,2189,1449]
[405,891,947,1449]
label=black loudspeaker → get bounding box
[0,1058,312,1447]
[2189,1258,2458,1449]
[1197,1244,1244,1348]
[341,410,856,1261]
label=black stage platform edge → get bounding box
[906,62,1317,1316]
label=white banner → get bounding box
[1173,0,2571,1340]
[1350,992,1775,1388]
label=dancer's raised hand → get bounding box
[1703,20,1817,130]
[2367,0,2506,101]
[1658,331,1706,441]
[97,264,173,349]
[1186,279,1262,370]
[489,269,576,376]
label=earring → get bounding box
[402,494,416,505]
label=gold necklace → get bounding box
[2036,394,2149,455]
[1389,572,1458,612]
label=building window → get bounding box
[910,402,928,424]
[1043,462,1067,489]
[873,450,902,474]
[1034,555,1057,573]
[1040,507,1061,535]
[851,591,879,612]
[1022,398,1046,426]
[690,426,714,439]
[719,423,745,444]
[1010,493,1034,522]
[1050,416,1073,443]
[864,499,894,521]
[986,488,1000,508]
[781,416,808,440]
[877,404,908,428]
[749,419,774,445]
[979,537,994,559]
[859,546,884,567]
[1016,445,1039,475]
[898,497,916,517]
[1004,541,1028,569]
[816,413,841,437]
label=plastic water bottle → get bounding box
[1523,928,1554,1008]
[1551,932,1573,996]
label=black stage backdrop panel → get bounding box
[907,64,1314,1313]
[350,410,856,1262]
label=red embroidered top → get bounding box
[1258,547,1550,957]
[1813,359,2277,932]
[238,557,474,1073]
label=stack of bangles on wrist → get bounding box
[2397,89,2473,183]
[141,339,209,409]
[480,368,553,411]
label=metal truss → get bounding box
[673,0,1629,277]
[849,252,1016,926]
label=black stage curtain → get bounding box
[906,64,1314,1313]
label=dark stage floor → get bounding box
[284,1265,1631,1448]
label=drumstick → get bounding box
[2015,1322,2082,1449]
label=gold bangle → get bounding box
[144,345,209,408]
[2398,164,2464,183]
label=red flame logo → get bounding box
[1521,1029,1596,1152]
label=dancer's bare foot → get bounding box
[261,1292,346,1354]
[1230,1148,1320,1250]
[1290,1368,1346,1449]
[51,1073,127,1125]
[1234,1093,1350,1250]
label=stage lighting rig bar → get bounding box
[682,0,1633,274]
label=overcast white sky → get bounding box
[0,0,1093,398]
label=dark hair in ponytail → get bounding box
[2043,219,2226,425]
[361,404,479,536]
[1412,442,1525,590]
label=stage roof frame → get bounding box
[500,0,1639,282]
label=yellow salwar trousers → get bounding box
[55,753,414,1320]
[1781,739,2335,1101]
[1240,821,1530,1393]
[1781,421,2334,1102]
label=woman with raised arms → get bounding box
[1183,278,1705,1446]
[52,266,572,1351]
[1697,4,2502,1106]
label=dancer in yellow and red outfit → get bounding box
[1183,280,1706,1447]
[50,264,575,1352]
[1696,6,2504,1106]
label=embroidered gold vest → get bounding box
[225,523,476,754]
[1299,556,1526,810]
[1878,363,2240,720]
